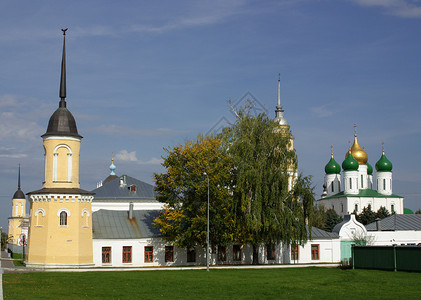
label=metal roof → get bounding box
[92,175,159,202]
[307,225,339,239]
[366,214,421,231]
[28,187,94,195]
[318,189,403,201]
[92,209,162,239]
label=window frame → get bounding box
[218,246,227,262]
[165,246,174,263]
[311,244,320,260]
[144,246,153,263]
[266,244,276,261]
[59,211,67,226]
[102,247,111,264]
[233,245,241,262]
[187,248,196,263]
[122,246,132,263]
[291,244,299,261]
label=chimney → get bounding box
[120,175,126,187]
[129,202,134,220]
[375,218,381,231]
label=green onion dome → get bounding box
[366,162,373,175]
[342,151,359,171]
[325,157,341,174]
[375,153,392,172]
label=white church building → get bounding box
[318,126,404,217]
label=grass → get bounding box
[3,267,421,299]
[11,253,25,267]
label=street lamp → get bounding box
[203,172,210,272]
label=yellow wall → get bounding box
[26,195,93,266]
[8,198,26,245]
[43,137,81,189]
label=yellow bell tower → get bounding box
[26,29,94,268]
[273,74,296,191]
[8,165,27,246]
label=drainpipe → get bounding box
[129,202,133,220]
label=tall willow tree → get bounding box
[153,136,234,249]
[221,111,314,264]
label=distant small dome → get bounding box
[325,157,341,174]
[342,152,359,171]
[42,105,81,138]
[376,153,392,172]
[13,189,25,199]
[366,162,373,175]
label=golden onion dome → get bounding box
[345,124,368,165]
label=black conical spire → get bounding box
[18,164,21,190]
[59,28,68,108]
[13,164,25,199]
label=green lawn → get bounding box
[3,267,421,299]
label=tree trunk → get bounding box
[252,244,259,265]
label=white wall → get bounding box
[93,237,341,267]
[92,202,164,212]
[368,230,421,246]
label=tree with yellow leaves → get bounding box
[153,135,234,249]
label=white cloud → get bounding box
[115,150,139,162]
[311,105,335,118]
[115,150,162,165]
[138,157,163,165]
[0,111,43,141]
[352,0,421,18]
[0,95,20,108]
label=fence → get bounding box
[352,245,421,272]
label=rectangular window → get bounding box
[361,175,364,188]
[218,246,226,262]
[355,204,358,213]
[338,181,340,191]
[144,246,153,263]
[311,244,319,260]
[233,245,241,261]
[291,244,299,261]
[187,248,196,263]
[391,204,395,213]
[102,247,111,264]
[165,246,174,263]
[341,203,344,213]
[123,246,132,263]
[349,178,352,189]
[267,244,276,260]
[331,183,334,192]
[383,179,386,190]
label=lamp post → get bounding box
[203,172,210,272]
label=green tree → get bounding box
[311,204,327,230]
[1,231,8,251]
[376,206,390,219]
[356,204,376,225]
[222,111,314,264]
[325,209,343,232]
[153,135,234,249]
[415,209,421,214]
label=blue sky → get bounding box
[1,0,421,230]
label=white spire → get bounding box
[274,73,288,126]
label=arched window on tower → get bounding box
[53,144,73,182]
[60,211,67,226]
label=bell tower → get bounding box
[26,29,94,268]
